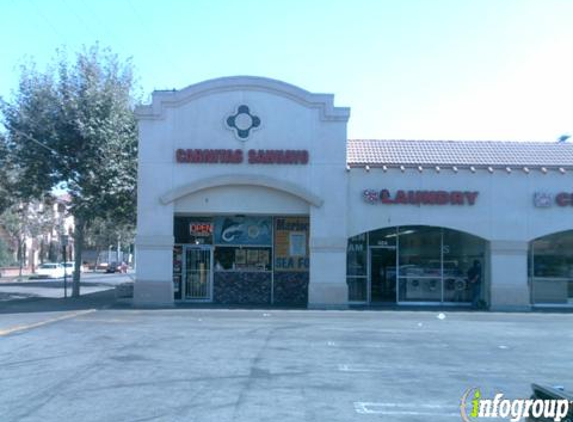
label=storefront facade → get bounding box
[135,76,573,310]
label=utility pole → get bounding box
[61,234,69,298]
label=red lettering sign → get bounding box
[248,149,309,164]
[175,149,243,164]
[556,193,572,206]
[190,223,213,236]
[176,148,309,165]
[365,189,479,206]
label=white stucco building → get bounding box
[134,76,573,311]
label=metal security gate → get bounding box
[183,246,213,301]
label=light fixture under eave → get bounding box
[418,166,423,173]
[541,167,548,174]
[506,167,512,174]
[470,166,476,173]
[382,165,388,172]
[400,165,405,173]
[365,165,370,172]
[559,167,566,174]
[452,166,458,173]
[346,164,350,172]
[523,167,530,174]
[487,166,494,174]
[435,166,441,173]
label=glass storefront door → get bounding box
[370,247,397,303]
[183,246,213,301]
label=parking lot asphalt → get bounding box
[1,307,572,422]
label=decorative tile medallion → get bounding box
[225,105,261,140]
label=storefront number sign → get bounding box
[363,189,479,206]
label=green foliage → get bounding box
[0,133,17,213]
[0,237,13,267]
[0,44,138,226]
[84,216,135,253]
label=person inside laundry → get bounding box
[467,260,482,308]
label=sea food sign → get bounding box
[274,217,310,272]
[363,189,479,206]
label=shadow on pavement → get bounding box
[0,289,117,315]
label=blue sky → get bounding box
[2,0,572,141]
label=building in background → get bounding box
[0,194,74,273]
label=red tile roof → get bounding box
[347,139,573,168]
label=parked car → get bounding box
[34,263,65,279]
[105,262,120,273]
[527,384,573,421]
[105,262,129,274]
[63,261,84,276]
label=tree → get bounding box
[0,206,28,276]
[1,45,137,296]
[0,133,17,214]
[0,237,13,267]
[84,216,135,269]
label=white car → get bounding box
[34,263,65,279]
[64,261,84,276]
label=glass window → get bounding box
[347,233,367,276]
[369,227,397,247]
[531,230,573,305]
[396,226,442,302]
[398,278,442,302]
[173,246,183,300]
[442,229,486,303]
[532,231,573,278]
[347,225,488,304]
[347,277,368,302]
[174,217,213,244]
[214,246,272,272]
[398,226,442,278]
[347,233,368,302]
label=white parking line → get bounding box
[338,364,391,372]
[354,402,460,417]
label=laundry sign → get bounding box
[363,189,479,206]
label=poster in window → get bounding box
[235,249,246,265]
[274,217,310,272]
[247,249,259,266]
[260,250,270,266]
[214,216,272,245]
[289,233,306,256]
